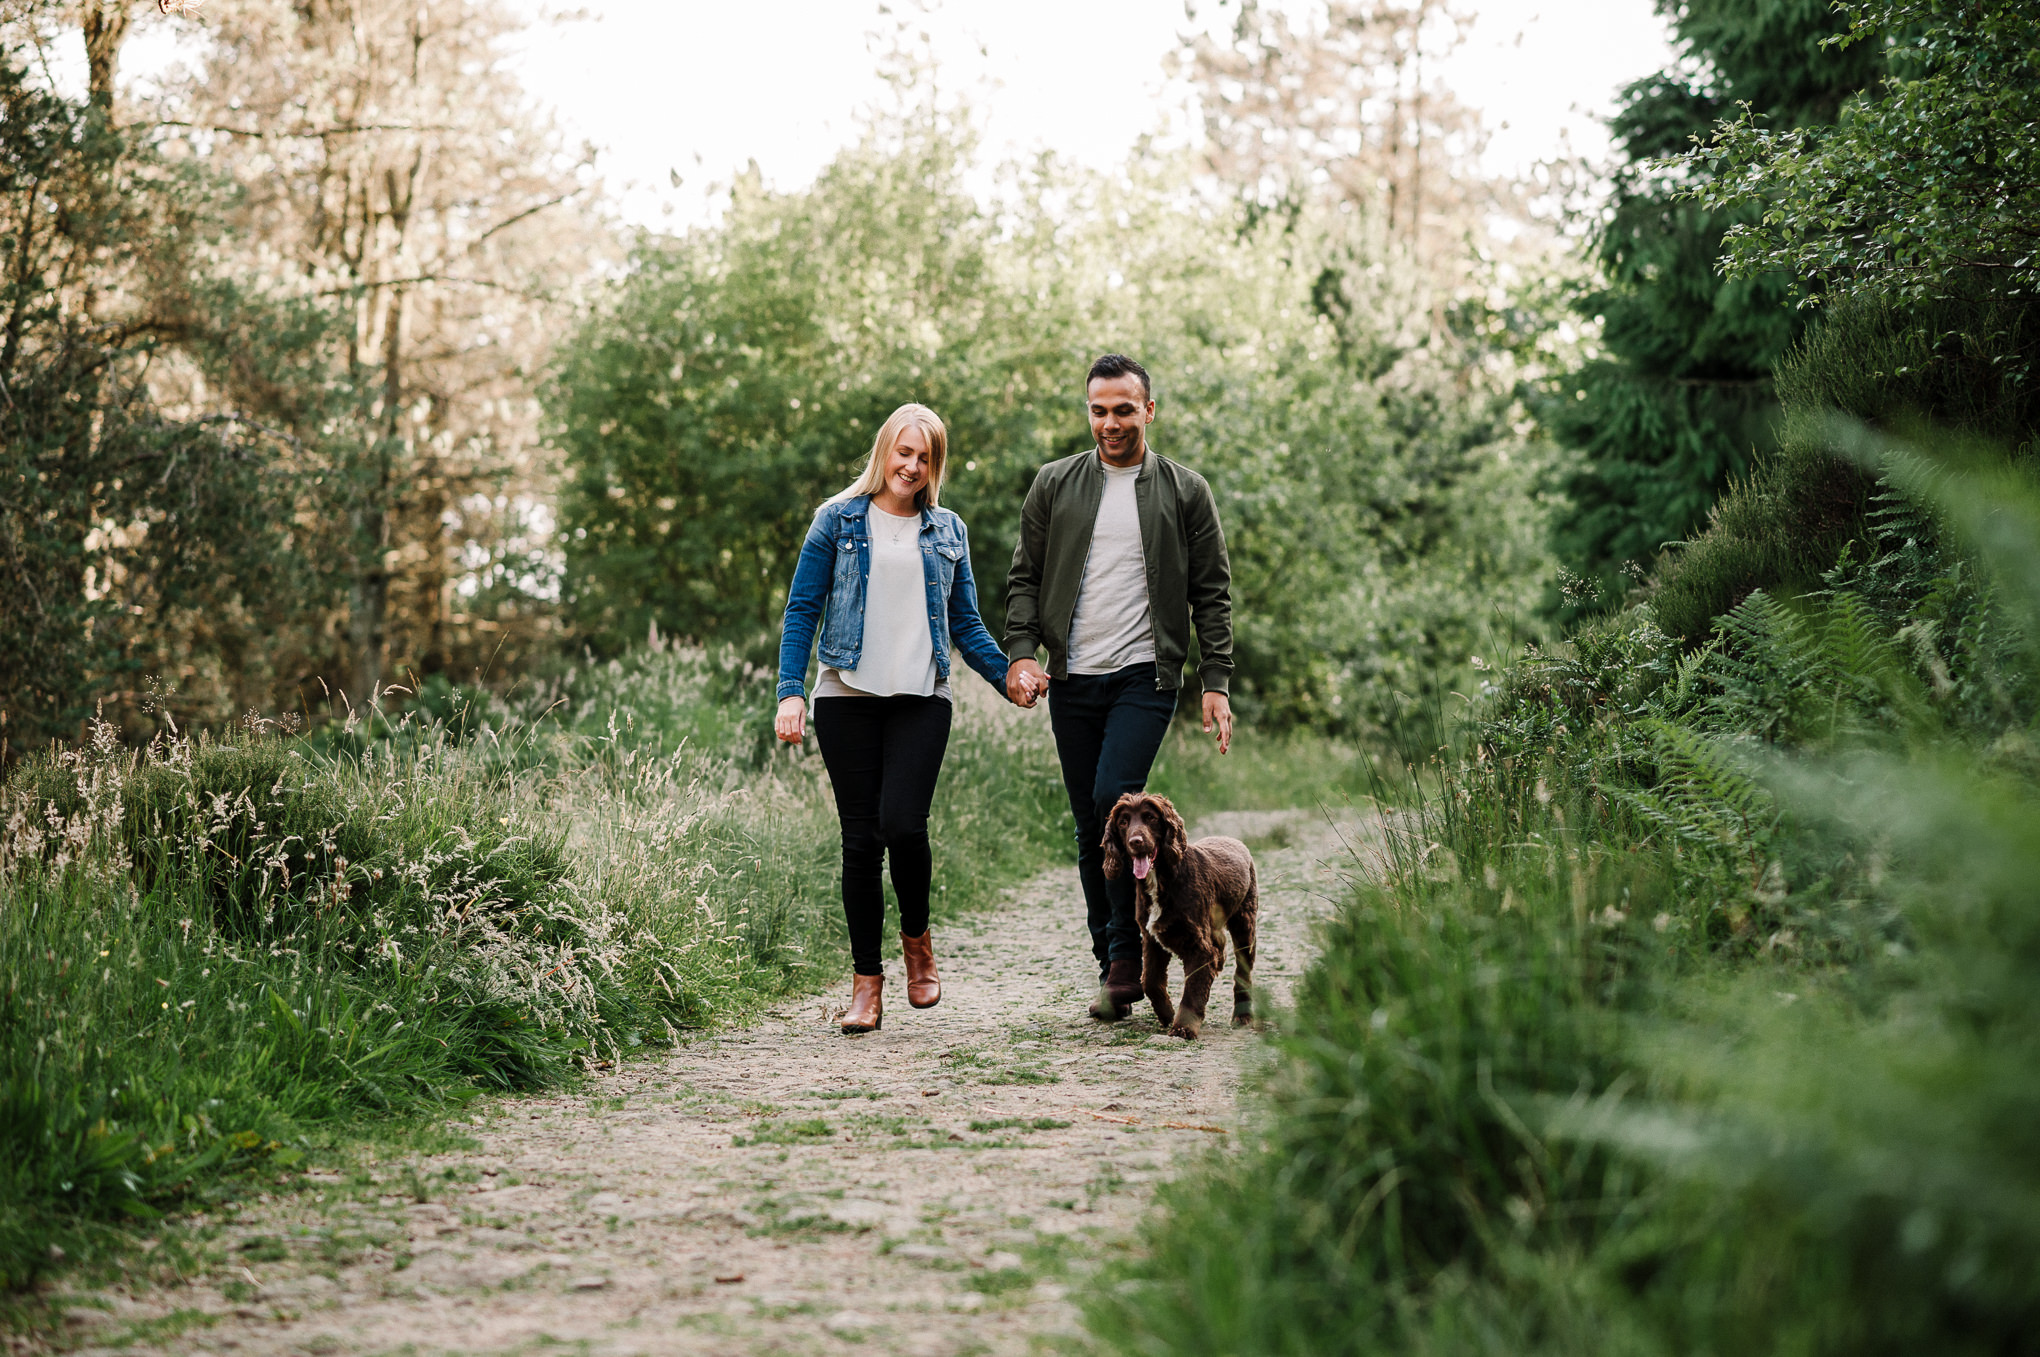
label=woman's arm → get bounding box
[776,511,836,703]
[946,523,1018,700]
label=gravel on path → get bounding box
[56,809,1375,1357]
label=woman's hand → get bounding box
[1006,659,1049,707]
[775,695,808,745]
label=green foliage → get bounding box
[1650,273,2040,646]
[1690,0,2040,313]
[0,647,1062,1290]
[549,118,1072,653]
[1773,284,2040,442]
[1650,438,1876,644]
[1082,860,1660,1356]
[551,111,1568,734]
[1545,0,1883,605]
[0,54,345,748]
[1084,435,2040,1354]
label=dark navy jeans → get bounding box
[1047,663,1177,972]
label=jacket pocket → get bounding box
[932,539,964,591]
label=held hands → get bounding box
[1202,691,1234,755]
[775,695,807,744]
[1006,659,1050,707]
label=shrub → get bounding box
[1651,283,2040,647]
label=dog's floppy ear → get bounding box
[1154,794,1188,872]
[1100,794,1134,880]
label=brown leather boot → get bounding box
[1087,958,1143,1021]
[901,931,940,1009]
[841,973,883,1033]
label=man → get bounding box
[1004,353,1235,1020]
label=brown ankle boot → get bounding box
[1088,958,1142,1021]
[901,931,940,1009]
[841,973,883,1033]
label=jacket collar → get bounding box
[1090,445,1153,479]
[841,494,935,530]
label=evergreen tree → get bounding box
[1546,0,1882,609]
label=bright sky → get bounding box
[102,1,1678,228]
[499,0,1680,228]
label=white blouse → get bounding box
[816,504,949,700]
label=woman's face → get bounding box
[881,425,932,505]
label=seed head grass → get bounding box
[0,647,1062,1290]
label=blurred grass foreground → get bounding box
[0,649,1063,1288]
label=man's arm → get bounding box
[1184,473,1234,697]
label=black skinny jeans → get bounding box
[1046,662,1177,973]
[813,694,953,976]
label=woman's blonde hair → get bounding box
[831,403,948,510]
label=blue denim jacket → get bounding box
[777,496,1013,702]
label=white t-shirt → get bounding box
[816,504,949,700]
[1066,458,1156,674]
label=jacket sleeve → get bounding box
[1184,473,1234,696]
[776,509,835,701]
[945,521,1017,700]
[1002,467,1050,662]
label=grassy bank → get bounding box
[1082,450,2040,1354]
[0,649,1064,1291]
[1145,723,1378,825]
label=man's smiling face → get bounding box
[1087,374,1154,468]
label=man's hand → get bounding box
[1007,658,1049,707]
[775,695,808,744]
[1202,691,1233,755]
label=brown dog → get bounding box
[1101,792,1259,1039]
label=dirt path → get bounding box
[59,809,1375,1357]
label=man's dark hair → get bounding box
[1087,353,1151,400]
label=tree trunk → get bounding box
[350,280,407,704]
[81,0,131,113]
[348,483,390,704]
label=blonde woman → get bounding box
[774,404,1013,1034]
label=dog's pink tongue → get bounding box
[1133,856,1152,880]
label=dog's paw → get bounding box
[1231,1008,1254,1028]
[1167,1020,1202,1041]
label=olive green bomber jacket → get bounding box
[1002,447,1234,694]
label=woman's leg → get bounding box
[813,697,887,977]
[876,695,953,940]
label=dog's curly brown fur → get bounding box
[1102,792,1259,1039]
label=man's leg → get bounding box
[1047,672,1114,974]
[1088,666,1177,964]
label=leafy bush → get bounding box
[1652,282,2040,645]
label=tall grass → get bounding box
[1082,439,2040,1355]
[1145,723,1378,823]
[0,648,1063,1289]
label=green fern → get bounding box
[1608,717,1775,866]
